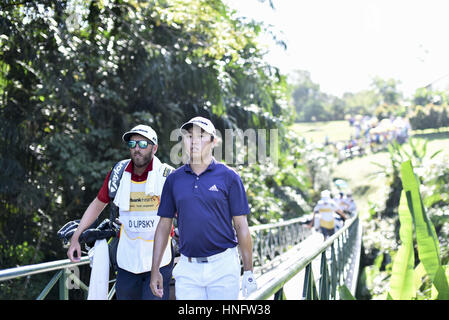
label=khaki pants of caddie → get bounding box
[172,247,241,300]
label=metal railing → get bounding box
[245,213,362,300]
[0,214,360,300]
[0,255,117,300]
[250,216,312,269]
[0,256,88,299]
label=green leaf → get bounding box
[338,285,356,300]
[400,160,449,299]
[388,190,416,300]
[434,267,449,300]
[429,149,442,160]
[414,263,426,291]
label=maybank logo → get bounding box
[130,192,160,211]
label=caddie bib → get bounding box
[116,180,172,274]
[318,206,335,230]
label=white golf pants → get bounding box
[172,247,241,300]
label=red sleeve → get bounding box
[97,170,111,203]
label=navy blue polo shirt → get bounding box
[157,158,250,257]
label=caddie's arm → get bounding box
[233,215,253,272]
[336,208,348,220]
[150,217,173,298]
[67,197,107,262]
[309,211,317,228]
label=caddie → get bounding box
[150,116,257,299]
[67,124,174,300]
[309,190,347,239]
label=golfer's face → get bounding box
[128,134,157,168]
[183,125,213,163]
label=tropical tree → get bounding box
[0,0,295,274]
[370,76,402,106]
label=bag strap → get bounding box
[108,159,130,199]
[107,159,130,228]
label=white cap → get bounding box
[122,124,158,145]
[321,190,331,199]
[180,116,216,136]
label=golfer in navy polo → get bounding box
[150,117,257,299]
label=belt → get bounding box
[184,247,234,263]
[188,257,209,263]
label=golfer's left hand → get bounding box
[241,270,257,297]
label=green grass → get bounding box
[333,151,390,218]
[290,121,354,144]
[411,130,449,161]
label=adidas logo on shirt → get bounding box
[208,184,219,192]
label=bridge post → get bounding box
[303,264,318,300]
[319,251,330,300]
[331,244,337,299]
[59,268,69,300]
[274,287,286,300]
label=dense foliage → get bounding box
[0,0,306,276]
[0,0,331,299]
[290,72,403,122]
[408,104,449,130]
[374,100,449,130]
[291,70,449,133]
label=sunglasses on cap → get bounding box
[127,140,153,149]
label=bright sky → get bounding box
[225,0,449,98]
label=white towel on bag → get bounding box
[87,239,109,300]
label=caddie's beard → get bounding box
[131,149,153,168]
